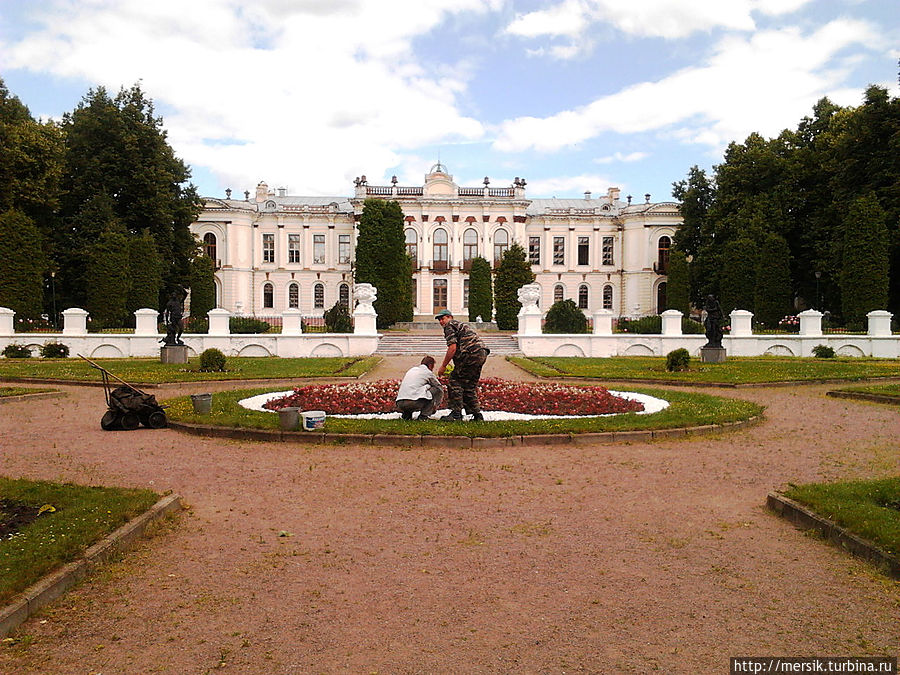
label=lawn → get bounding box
[510,356,900,384]
[783,477,900,557]
[163,385,763,438]
[834,382,900,400]
[0,356,380,384]
[0,387,51,398]
[0,477,159,605]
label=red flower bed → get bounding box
[264,377,643,416]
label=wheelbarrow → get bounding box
[78,354,168,431]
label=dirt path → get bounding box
[1,363,898,674]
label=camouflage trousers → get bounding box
[447,348,488,415]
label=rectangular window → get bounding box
[553,236,565,266]
[262,233,275,263]
[338,234,351,264]
[288,234,301,264]
[577,236,589,266]
[602,236,614,266]
[529,236,540,266]
[313,234,326,264]
[433,279,447,311]
[463,279,469,308]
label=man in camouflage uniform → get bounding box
[435,309,489,421]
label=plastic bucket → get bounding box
[190,393,212,414]
[301,410,326,431]
[278,407,301,431]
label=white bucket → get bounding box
[301,410,326,431]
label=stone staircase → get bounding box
[376,333,521,356]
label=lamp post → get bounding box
[50,270,57,331]
[815,271,821,310]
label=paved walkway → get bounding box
[0,361,898,673]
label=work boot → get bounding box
[417,413,431,421]
[471,412,484,422]
[400,410,413,421]
[441,411,463,421]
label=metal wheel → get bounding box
[100,410,120,430]
[120,412,140,430]
[146,410,168,429]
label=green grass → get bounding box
[0,387,52,398]
[783,477,900,557]
[163,386,763,438]
[0,356,380,384]
[0,477,159,604]
[510,356,900,384]
[835,383,900,399]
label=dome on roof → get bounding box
[429,161,449,175]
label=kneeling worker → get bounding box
[395,356,445,421]
[435,309,488,421]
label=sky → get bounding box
[0,0,897,202]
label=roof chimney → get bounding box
[584,191,591,200]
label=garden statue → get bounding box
[517,283,541,311]
[354,283,377,312]
[161,287,187,346]
[703,294,724,348]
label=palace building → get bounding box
[190,163,680,322]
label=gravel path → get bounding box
[1,357,898,674]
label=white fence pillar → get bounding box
[281,308,302,336]
[0,307,13,334]
[661,309,682,336]
[517,283,542,335]
[592,309,613,335]
[730,309,753,337]
[134,308,159,336]
[208,308,231,336]
[867,310,893,337]
[798,309,823,337]
[62,308,88,336]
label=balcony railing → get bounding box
[653,261,668,275]
[431,259,449,273]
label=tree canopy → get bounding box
[493,242,535,330]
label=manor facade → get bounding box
[189,163,680,322]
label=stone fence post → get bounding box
[62,308,89,336]
[208,308,231,336]
[592,309,613,335]
[353,283,377,335]
[281,309,302,336]
[0,307,13,334]
[729,310,753,337]
[661,309,682,336]
[867,310,893,337]
[798,309,823,337]
[134,308,159,336]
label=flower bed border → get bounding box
[826,390,900,406]
[167,415,762,448]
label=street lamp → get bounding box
[815,271,821,310]
[50,270,57,331]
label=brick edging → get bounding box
[167,414,761,448]
[766,493,900,579]
[826,390,900,406]
[0,391,65,405]
[0,493,184,639]
[526,375,900,389]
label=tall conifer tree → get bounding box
[493,242,535,330]
[355,199,411,328]
[468,256,493,323]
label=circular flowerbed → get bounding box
[255,378,650,417]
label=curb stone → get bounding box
[766,492,900,580]
[0,391,65,405]
[826,390,900,406]
[0,493,184,639]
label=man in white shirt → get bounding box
[395,356,445,421]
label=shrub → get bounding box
[812,344,836,359]
[185,316,208,334]
[324,301,353,333]
[40,342,69,358]
[544,299,588,334]
[198,348,227,372]
[2,344,32,358]
[229,317,270,334]
[665,348,691,372]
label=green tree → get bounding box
[85,223,131,329]
[188,254,216,322]
[544,299,588,333]
[671,166,716,304]
[467,256,493,323]
[753,232,793,328]
[0,209,46,320]
[127,230,164,317]
[324,300,353,333]
[840,195,889,326]
[493,242,535,330]
[664,249,691,316]
[718,237,757,315]
[354,199,412,328]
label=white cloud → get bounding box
[526,173,617,197]
[494,19,879,153]
[0,0,500,194]
[593,151,648,164]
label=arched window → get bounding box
[433,228,448,271]
[554,284,564,304]
[339,283,350,306]
[602,284,613,310]
[203,232,217,262]
[288,282,299,309]
[657,282,667,314]
[493,229,509,265]
[657,236,671,274]
[405,228,418,261]
[463,228,478,268]
[578,284,589,310]
[263,282,274,309]
[314,283,325,309]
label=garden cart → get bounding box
[78,354,168,430]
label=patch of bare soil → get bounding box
[0,500,40,539]
[0,361,898,673]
